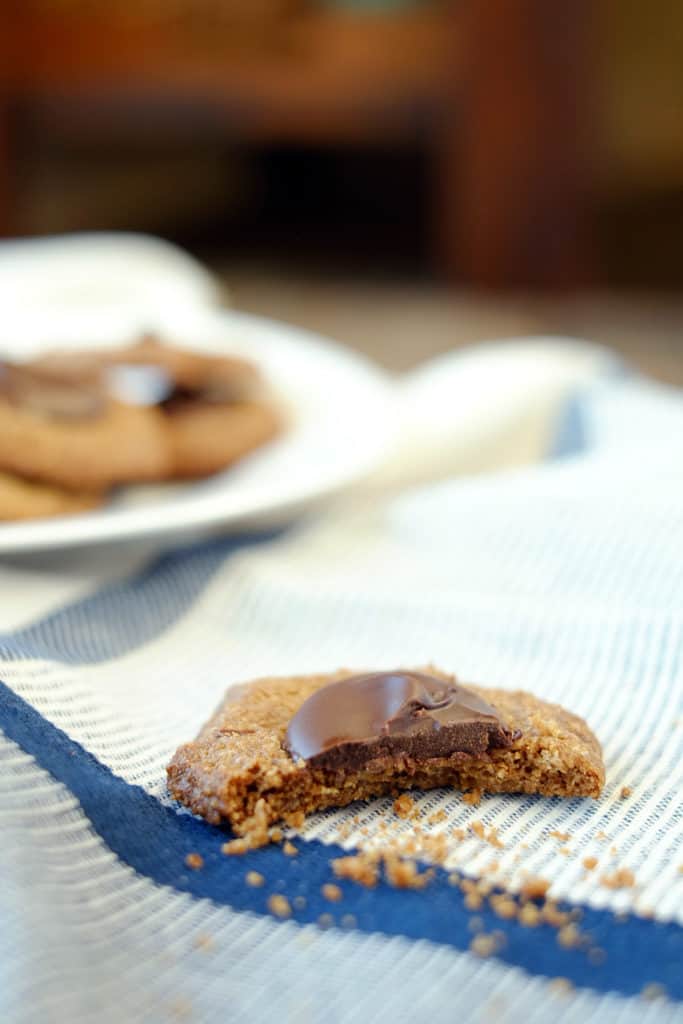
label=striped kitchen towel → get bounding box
[2,362,683,1024]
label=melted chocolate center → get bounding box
[285,671,516,771]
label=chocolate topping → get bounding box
[0,361,104,419]
[284,671,517,772]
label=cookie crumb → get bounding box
[620,786,632,799]
[582,856,598,871]
[283,841,298,857]
[246,870,265,888]
[641,983,667,1002]
[489,894,518,920]
[270,827,283,843]
[558,846,571,857]
[600,868,636,890]
[393,794,415,818]
[468,916,484,932]
[463,789,481,806]
[292,895,307,910]
[317,912,334,929]
[518,903,541,928]
[549,830,570,842]
[520,877,550,901]
[383,853,434,890]
[469,933,503,958]
[193,933,214,951]
[285,811,306,829]
[595,830,608,842]
[185,853,204,871]
[470,821,504,848]
[322,883,343,903]
[548,978,574,996]
[557,924,581,949]
[222,838,249,856]
[428,809,448,825]
[341,914,357,929]
[268,894,292,919]
[332,853,380,888]
[588,947,607,966]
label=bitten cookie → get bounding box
[0,471,103,521]
[167,667,605,842]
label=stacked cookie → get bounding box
[0,336,280,521]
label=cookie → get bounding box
[0,361,172,491]
[0,471,102,521]
[167,667,605,841]
[106,336,280,478]
[35,335,281,478]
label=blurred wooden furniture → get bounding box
[0,1,592,288]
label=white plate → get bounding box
[0,308,396,554]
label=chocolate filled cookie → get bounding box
[0,360,171,491]
[0,470,103,521]
[167,667,605,842]
[106,336,280,478]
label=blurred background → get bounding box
[2,0,682,381]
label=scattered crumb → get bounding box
[185,853,204,871]
[582,856,598,871]
[341,914,357,929]
[268,894,292,919]
[548,978,574,996]
[469,932,503,958]
[609,845,618,857]
[542,902,572,928]
[285,811,306,829]
[470,821,504,848]
[428,809,448,825]
[270,828,283,844]
[558,847,571,857]
[678,865,683,875]
[641,983,667,1002]
[193,933,214,951]
[620,786,632,799]
[463,789,481,807]
[588,947,607,966]
[332,853,380,888]
[520,842,529,849]
[383,853,434,890]
[451,827,466,841]
[518,903,541,928]
[283,841,298,857]
[468,916,484,932]
[448,873,460,887]
[520,878,550,901]
[222,839,250,856]
[549,831,570,842]
[317,913,334,929]
[595,830,608,842]
[293,895,307,910]
[489,894,518,920]
[557,924,581,949]
[246,870,265,888]
[322,883,343,903]
[464,891,483,911]
[393,794,415,818]
[600,868,636,890]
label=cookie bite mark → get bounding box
[167,668,605,840]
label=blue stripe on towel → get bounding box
[0,532,278,664]
[1,679,681,1002]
